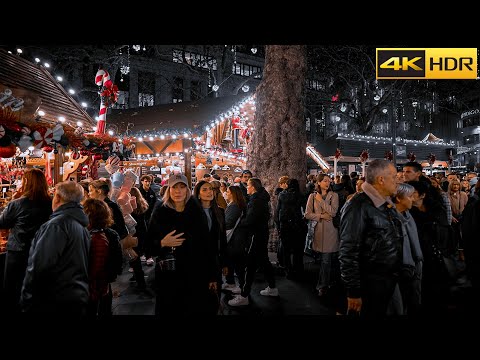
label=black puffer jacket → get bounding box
[339,192,403,298]
[243,187,271,240]
[20,202,90,313]
[0,197,52,252]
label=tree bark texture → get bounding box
[247,45,307,196]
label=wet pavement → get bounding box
[111,252,335,317]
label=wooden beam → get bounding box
[142,141,156,154]
[54,146,64,185]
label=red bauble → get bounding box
[93,153,102,160]
[42,146,54,153]
[72,151,80,160]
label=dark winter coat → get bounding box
[339,192,403,298]
[104,197,128,240]
[243,187,271,242]
[225,203,248,256]
[0,197,52,252]
[148,198,217,315]
[20,202,90,314]
[275,188,306,231]
[139,185,158,220]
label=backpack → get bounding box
[104,228,123,282]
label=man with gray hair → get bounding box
[20,181,90,315]
[339,159,402,317]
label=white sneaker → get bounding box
[228,295,249,306]
[140,255,147,262]
[260,286,279,297]
[146,257,154,266]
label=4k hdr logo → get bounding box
[376,48,477,79]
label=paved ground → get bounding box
[112,252,336,316]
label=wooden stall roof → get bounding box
[0,48,95,129]
[109,93,251,134]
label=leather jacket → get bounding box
[339,192,403,298]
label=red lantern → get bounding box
[0,144,16,158]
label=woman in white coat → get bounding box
[305,173,339,297]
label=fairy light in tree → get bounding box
[120,45,130,83]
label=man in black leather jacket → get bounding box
[339,159,403,317]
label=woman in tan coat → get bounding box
[305,173,339,296]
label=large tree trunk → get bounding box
[247,45,307,196]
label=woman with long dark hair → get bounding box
[0,168,52,312]
[194,180,227,313]
[222,185,248,293]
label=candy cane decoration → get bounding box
[95,69,114,135]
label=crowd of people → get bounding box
[0,160,479,317]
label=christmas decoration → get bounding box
[335,148,342,160]
[360,149,369,163]
[427,153,436,166]
[407,152,416,162]
[95,68,118,135]
[384,150,393,161]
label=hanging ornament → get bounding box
[384,150,393,161]
[407,152,416,162]
[448,154,453,165]
[360,149,369,163]
[33,127,55,149]
[427,153,436,166]
[335,148,342,160]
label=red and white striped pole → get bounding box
[95,69,113,135]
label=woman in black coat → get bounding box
[147,174,217,316]
[0,169,52,312]
[194,180,227,313]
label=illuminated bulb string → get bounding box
[306,146,330,170]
